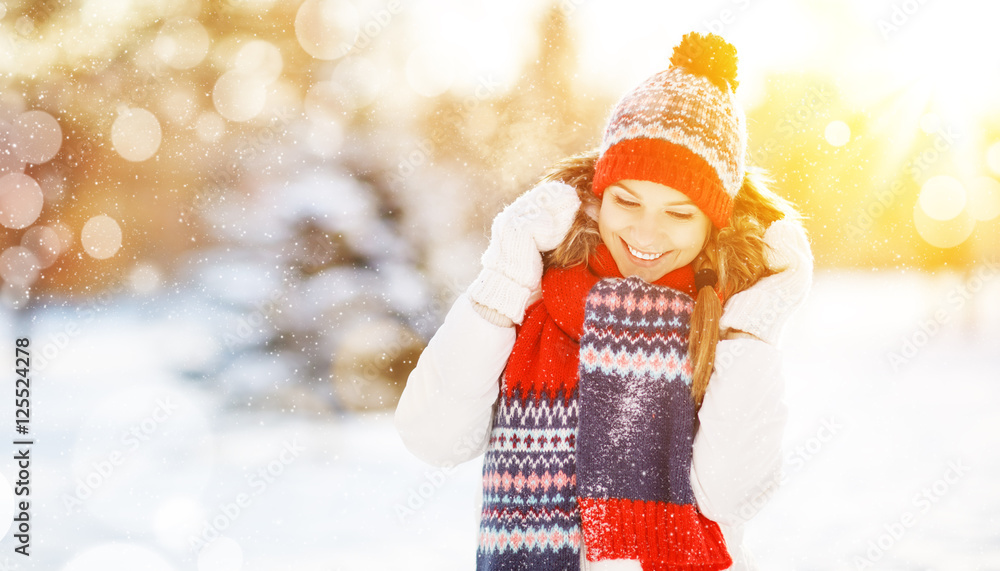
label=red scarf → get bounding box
[503,244,697,401]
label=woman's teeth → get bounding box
[627,243,665,261]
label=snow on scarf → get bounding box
[476,244,731,571]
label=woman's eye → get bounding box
[667,211,694,220]
[613,195,639,208]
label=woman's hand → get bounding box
[718,218,813,346]
[467,181,580,325]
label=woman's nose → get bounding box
[630,212,667,249]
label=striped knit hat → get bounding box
[592,32,747,228]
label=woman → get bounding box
[395,32,813,570]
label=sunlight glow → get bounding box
[918,175,966,221]
[295,0,360,61]
[967,176,1000,222]
[913,203,975,249]
[155,18,210,70]
[825,121,851,147]
[987,142,1000,176]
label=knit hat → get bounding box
[592,32,747,228]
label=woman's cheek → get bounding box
[600,206,629,235]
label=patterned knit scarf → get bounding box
[476,244,731,571]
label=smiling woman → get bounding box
[396,32,814,571]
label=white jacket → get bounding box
[395,294,788,570]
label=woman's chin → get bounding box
[615,260,667,283]
[612,252,673,282]
[626,268,665,283]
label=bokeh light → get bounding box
[128,261,162,294]
[824,120,851,147]
[160,88,199,125]
[919,113,942,135]
[329,57,382,110]
[195,111,226,143]
[36,169,67,202]
[0,141,25,176]
[234,40,283,85]
[913,202,976,249]
[213,71,267,122]
[20,225,62,268]
[304,118,344,158]
[197,537,244,571]
[230,0,276,11]
[153,496,205,552]
[0,246,41,286]
[294,0,360,61]
[111,108,162,162]
[154,18,210,70]
[304,81,349,122]
[405,44,457,97]
[50,220,74,251]
[0,172,44,229]
[13,109,62,163]
[917,175,966,221]
[987,141,1000,176]
[0,113,26,175]
[81,215,123,259]
[61,543,175,571]
[0,281,29,309]
[967,176,1000,222]
[71,384,213,534]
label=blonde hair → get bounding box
[539,149,801,409]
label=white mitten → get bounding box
[467,181,581,325]
[718,219,813,346]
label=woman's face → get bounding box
[598,179,712,283]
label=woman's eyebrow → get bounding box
[614,182,641,198]
[616,182,696,206]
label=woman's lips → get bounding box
[620,237,668,265]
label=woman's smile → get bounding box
[623,238,670,262]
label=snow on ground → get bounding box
[0,268,998,570]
